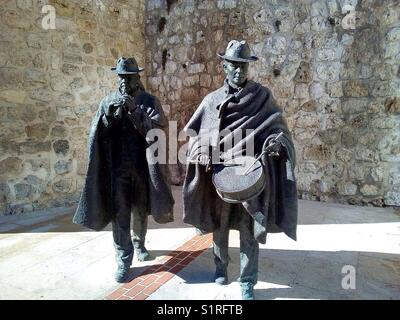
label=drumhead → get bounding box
[212,156,266,203]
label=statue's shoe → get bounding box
[114,265,130,283]
[241,282,255,300]
[214,264,228,285]
[215,275,228,285]
[136,247,151,262]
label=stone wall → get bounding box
[1,0,399,216]
[0,0,146,214]
[144,0,400,206]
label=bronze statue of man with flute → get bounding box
[73,57,174,283]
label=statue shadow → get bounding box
[122,248,216,284]
[127,247,400,300]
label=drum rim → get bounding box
[214,170,266,203]
[212,157,264,193]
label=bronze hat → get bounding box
[217,40,258,62]
[111,57,144,74]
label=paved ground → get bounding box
[0,186,399,300]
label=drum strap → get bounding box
[286,160,295,181]
[247,210,266,241]
[247,210,265,227]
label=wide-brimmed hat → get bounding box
[217,40,258,62]
[111,57,144,74]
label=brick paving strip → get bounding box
[105,233,213,300]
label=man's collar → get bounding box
[224,78,248,95]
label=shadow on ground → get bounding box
[124,246,400,300]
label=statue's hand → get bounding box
[197,154,210,166]
[267,140,282,157]
[121,95,138,114]
[196,154,212,172]
[105,103,122,119]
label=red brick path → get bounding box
[105,233,213,300]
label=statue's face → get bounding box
[223,60,249,87]
[117,74,140,95]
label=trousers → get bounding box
[213,200,259,284]
[111,165,149,268]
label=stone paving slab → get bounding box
[144,198,400,300]
[0,186,399,300]
[106,234,213,300]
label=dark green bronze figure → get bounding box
[183,40,298,300]
[73,57,174,283]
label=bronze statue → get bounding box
[183,40,298,300]
[73,57,174,283]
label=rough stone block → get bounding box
[294,62,312,83]
[7,105,36,122]
[337,182,357,196]
[342,98,369,114]
[0,182,11,204]
[303,144,332,161]
[0,90,26,104]
[20,141,51,154]
[52,178,73,193]
[386,27,400,42]
[187,63,205,74]
[0,157,23,178]
[385,191,400,206]
[200,74,212,88]
[55,160,73,175]
[14,183,33,200]
[217,0,237,10]
[385,97,400,114]
[295,84,309,99]
[300,100,317,112]
[53,140,70,156]
[30,88,53,103]
[326,82,343,98]
[62,64,80,76]
[360,184,379,196]
[25,123,50,140]
[343,80,369,97]
[183,75,199,87]
[165,61,177,74]
[315,62,341,81]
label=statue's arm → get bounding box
[127,96,166,137]
[98,96,121,136]
[261,129,296,182]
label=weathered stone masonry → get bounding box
[144,0,400,207]
[0,0,399,215]
[0,0,146,214]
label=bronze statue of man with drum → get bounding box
[182,40,298,300]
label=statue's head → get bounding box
[223,59,249,87]
[218,40,258,88]
[111,57,144,95]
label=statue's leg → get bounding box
[238,212,259,300]
[131,173,150,261]
[212,202,231,285]
[112,171,134,282]
[132,211,150,261]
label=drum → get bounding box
[212,156,266,203]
